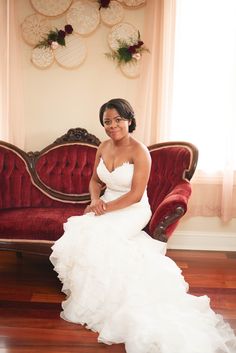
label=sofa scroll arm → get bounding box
[148,182,191,242]
[152,206,185,242]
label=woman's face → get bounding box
[102,108,130,141]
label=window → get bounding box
[170,0,236,173]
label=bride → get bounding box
[50,98,236,353]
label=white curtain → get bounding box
[170,0,236,221]
[0,0,25,148]
[135,0,176,145]
[136,0,236,221]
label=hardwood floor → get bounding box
[0,249,236,353]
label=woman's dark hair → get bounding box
[99,98,136,133]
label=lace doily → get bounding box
[66,0,100,35]
[100,1,124,26]
[123,0,146,7]
[108,22,139,51]
[30,0,72,17]
[21,14,51,47]
[120,60,141,78]
[54,34,87,68]
[31,47,54,69]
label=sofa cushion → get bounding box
[0,206,85,241]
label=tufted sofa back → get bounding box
[35,144,96,195]
[0,145,42,208]
[0,128,100,209]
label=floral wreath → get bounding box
[105,32,149,65]
[35,24,73,50]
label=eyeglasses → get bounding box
[103,117,127,126]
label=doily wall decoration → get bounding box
[123,0,146,7]
[120,60,141,78]
[66,0,100,35]
[31,47,54,69]
[30,0,72,17]
[23,0,147,73]
[54,34,87,69]
[21,14,52,46]
[100,1,124,26]
[108,22,139,51]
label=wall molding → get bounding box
[167,230,236,251]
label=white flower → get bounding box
[132,53,141,61]
[51,41,59,50]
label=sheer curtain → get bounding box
[136,0,236,222]
[0,0,25,148]
[170,0,236,221]
[135,0,176,145]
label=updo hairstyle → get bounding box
[99,98,136,133]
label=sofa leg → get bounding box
[16,251,23,258]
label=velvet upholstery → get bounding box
[0,146,33,208]
[0,128,198,254]
[0,206,85,241]
[35,144,96,194]
[146,143,197,241]
[147,146,193,212]
[148,182,191,238]
[0,146,93,208]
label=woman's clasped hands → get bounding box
[84,199,107,216]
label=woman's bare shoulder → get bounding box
[97,139,111,153]
[130,138,150,160]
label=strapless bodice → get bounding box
[97,158,134,193]
[97,158,149,204]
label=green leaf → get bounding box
[117,47,132,62]
[57,37,65,46]
[48,30,58,41]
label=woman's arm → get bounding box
[84,144,106,215]
[105,144,151,213]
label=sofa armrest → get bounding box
[148,182,192,242]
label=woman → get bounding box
[50,98,236,353]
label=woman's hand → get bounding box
[83,205,91,215]
[84,199,107,216]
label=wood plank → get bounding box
[0,249,235,352]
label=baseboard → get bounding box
[167,230,236,251]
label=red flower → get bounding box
[127,45,137,54]
[99,0,110,9]
[65,24,73,34]
[137,40,144,47]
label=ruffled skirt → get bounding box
[50,207,236,353]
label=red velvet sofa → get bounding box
[0,128,198,255]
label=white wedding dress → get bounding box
[50,158,236,353]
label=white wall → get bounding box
[18,0,145,151]
[168,216,236,251]
[17,0,236,250]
